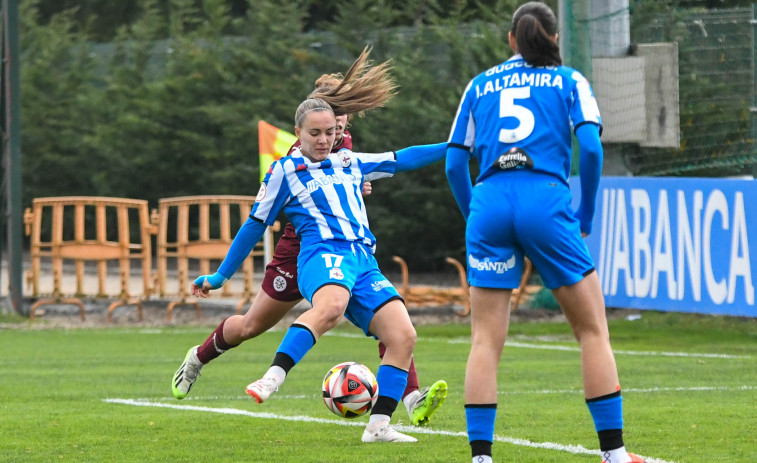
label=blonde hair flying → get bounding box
[304,45,397,119]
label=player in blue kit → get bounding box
[171,63,447,427]
[190,67,447,442]
[446,2,646,463]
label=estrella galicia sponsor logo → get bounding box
[371,279,393,292]
[468,254,516,273]
[493,146,534,170]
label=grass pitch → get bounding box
[1,310,755,462]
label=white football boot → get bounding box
[361,420,417,443]
[171,345,203,399]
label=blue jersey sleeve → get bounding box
[395,143,447,172]
[217,216,268,279]
[445,145,473,220]
[574,123,603,235]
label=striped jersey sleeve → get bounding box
[569,70,602,133]
[251,159,293,226]
[253,148,396,251]
[447,79,476,150]
[354,150,396,181]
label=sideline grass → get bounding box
[1,311,755,462]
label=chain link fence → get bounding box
[579,4,756,177]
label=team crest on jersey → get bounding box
[494,147,534,170]
[329,267,344,280]
[255,183,267,201]
[273,275,287,292]
[338,152,351,168]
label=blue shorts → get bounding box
[298,241,402,336]
[466,171,594,290]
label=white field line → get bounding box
[103,398,677,463]
[321,332,750,359]
[152,328,749,359]
[499,385,756,395]
[140,383,757,403]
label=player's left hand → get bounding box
[362,181,372,196]
[191,272,228,298]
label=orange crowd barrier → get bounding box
[23,196,541,322]
[154,195,278,321]
[23,196,155,321]
[392,255,533,317]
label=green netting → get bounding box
[567,3,756,176]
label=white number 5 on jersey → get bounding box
[499,87,535,144]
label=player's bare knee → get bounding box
[573,324,609,345]
[387,325,416,355]
[313,302,346,328]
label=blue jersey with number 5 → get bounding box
[448,54,601,185]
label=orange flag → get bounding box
[258,120,298,182]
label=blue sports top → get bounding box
[214,143,446,280]
[447,54,602,185]
[253,147,395,251]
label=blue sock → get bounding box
[465,404,497,445]
[276,323,316,366]
[376,364,408,402]
[586,391,624,432]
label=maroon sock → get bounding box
[405,357,419,397]
[196,318,239,364]
[378,342,419,398]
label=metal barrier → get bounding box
[23,196,154,321]
[154,195,278,321]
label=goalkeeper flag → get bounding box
[258,120,297,182]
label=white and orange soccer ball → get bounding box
[322,362,378,419]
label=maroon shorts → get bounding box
[261,223,303,302]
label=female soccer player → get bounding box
[446,3,646,462]
[171,54,447,428]
[182,64,448,442]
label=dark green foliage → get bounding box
[529,287,561,311]
[18,0,754,269]
[19,0,515,270]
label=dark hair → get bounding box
[511,2,562,67]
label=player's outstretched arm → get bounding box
[445,145,473,220]
[192,217,267,297]
[574,123,603,236]
[394,142,447,172]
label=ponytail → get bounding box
[511,2,562,67]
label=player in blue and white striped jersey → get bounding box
[252,141,394,253]
[446,2,646,463]
[192,96,446,444]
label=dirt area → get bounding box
[7,296,570,330]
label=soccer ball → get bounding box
[322,362,378,419]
